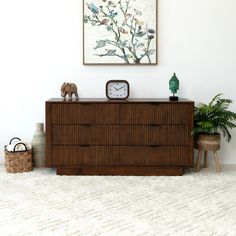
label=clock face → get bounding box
[106,80,129,100]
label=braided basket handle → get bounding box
[9,137,21,145]
[13,142,27,152]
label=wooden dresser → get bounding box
[46,98,194,175]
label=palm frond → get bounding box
[193,94,236,142]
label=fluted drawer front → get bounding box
[52,146,192,167]
[51,104,119,124]
[120,125,189,145]
[120,104,191,124]
[52,125,120,145]
[52,146,120,166]
[120,146,192,166]
[52,125,189,145]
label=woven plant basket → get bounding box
[5,150,33,173]
[195,134,221,151]
[4,141,33,173]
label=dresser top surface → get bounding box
[46,98,194,104]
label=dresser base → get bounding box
[56,166,185,176]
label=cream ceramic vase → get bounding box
[31,122,45,167]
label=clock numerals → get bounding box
[106,80,129,100]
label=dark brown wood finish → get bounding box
[46,98,194,175]
[46,102,52,167]
[51,146,192,166]
[51,103,119,124]
[57,167,184,176]
[52,125,188,145]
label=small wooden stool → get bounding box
[195,150,220,172]
[195,134,221,172]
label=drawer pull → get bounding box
[80,145,90,147]
[150,145,159,147]
[149,124,159,126]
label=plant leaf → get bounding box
[193,94,236,142]
[94,40,106,49]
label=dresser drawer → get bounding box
[51,104,119,124]
[120,103,191,124]
[120,146,193,166]
[52,146,193,167]
[52,125,189,145]
[52,146,120,166]
[120,125,189,145]
[52,125,120,145]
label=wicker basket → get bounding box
[4,139,33,173]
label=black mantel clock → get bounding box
[106,80,130,100]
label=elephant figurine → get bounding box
[61,82,79,100]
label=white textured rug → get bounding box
[0,165,236,236]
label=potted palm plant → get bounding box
[192,94,236,171]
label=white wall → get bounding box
[0,0,236,164]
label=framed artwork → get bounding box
[83,0,157,65]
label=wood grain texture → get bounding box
[51,146,192,167]
[52,124,189,145]
[56,166,184,176]
[51,104,119,124]
[45,99,194,175]
[120,103,189,124]
[45,103,52,167]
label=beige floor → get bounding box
[0,164,236,236]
